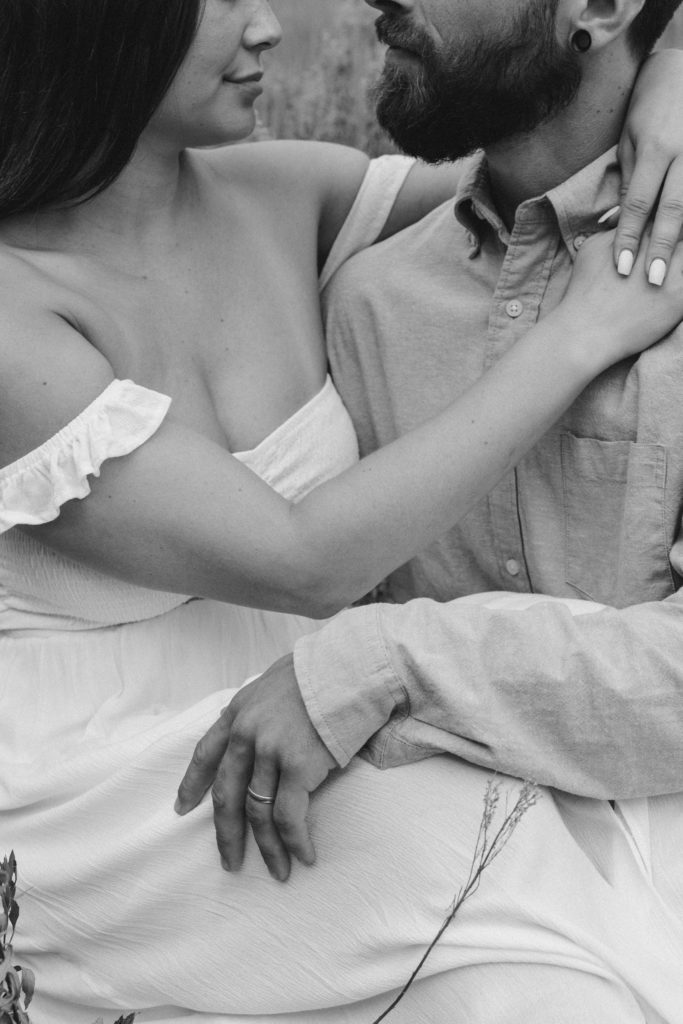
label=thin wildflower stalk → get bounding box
[370,778,540,1024]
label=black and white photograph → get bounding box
[2,1,683,1022]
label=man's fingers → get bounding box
[211,738,254,872]
[175,704,235,814]
[245,776,315,881]
[615,146,672,273]
[643,160,683,286]
[245,766,291,881]
[273,782,315,868]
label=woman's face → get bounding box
[150,0,282,148]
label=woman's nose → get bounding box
[244,0,282,52]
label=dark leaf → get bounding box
[19,966,35,1008]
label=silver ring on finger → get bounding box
[247,785,276,805]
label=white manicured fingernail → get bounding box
[617,249,634,277]
[597,205,621,224]
[648,258,667,287]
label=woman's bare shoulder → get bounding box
[197,141,368,259]
[199,139,368,193]
[0,242,48,291]
[0,246,114,464]
[0,246,89,346]
[0,246,65,350]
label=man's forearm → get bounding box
[294,592,683,799]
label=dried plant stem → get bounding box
[370,778,540,1024]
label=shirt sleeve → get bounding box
[0,379,171,532]
[293,591,683,799]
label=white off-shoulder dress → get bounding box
[2,158,683,1024]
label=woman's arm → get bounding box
[615,48,683,281]
[4,232,683,619]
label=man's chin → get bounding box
[375,104,480,164]
[372,69,480,163]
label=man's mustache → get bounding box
[374,15,433,62]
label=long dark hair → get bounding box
[0,0,202,218]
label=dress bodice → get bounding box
[0,376,358,630]
[0,154,415,631]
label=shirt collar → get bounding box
[454,147,622,259]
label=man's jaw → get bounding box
[371,7,583,166]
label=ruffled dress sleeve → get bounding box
[319,154,416,291]
[0,379,171,534]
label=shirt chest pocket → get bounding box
[561,433,674,607]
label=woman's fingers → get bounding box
[175,705,235,814]
[643,158,683,286]
[614,142,670,273]
[614,142,683,285]
[615,48,683,275]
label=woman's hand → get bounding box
[556,225,683,371]
[175,654,337,882]
[617,49,683,283]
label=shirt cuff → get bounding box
[293,603,407,766]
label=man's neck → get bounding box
[485,53,639,229]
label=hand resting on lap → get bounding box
[176,653,335,881]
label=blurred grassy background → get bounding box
[257,0,393,154]
[257,0,683,155]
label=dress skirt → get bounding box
[3,596,683,1024]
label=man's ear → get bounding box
[559,0,646,51]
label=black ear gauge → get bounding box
[570,29,592,52]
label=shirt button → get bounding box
[505,559,521,577]
[505,299,523,319]
[573,233,588,250]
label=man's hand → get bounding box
[617,49,683,283]
[175,653,337,881]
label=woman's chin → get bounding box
[185,115,259,149]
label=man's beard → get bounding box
[373,3,582,163]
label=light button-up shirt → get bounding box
[294,149,683,799]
